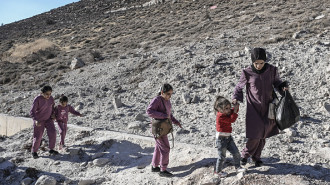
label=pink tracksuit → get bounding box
[30,95,56,153]
[54,104,81,146]
[146,96,180,171]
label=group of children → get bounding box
[30,86,83,159]
[31,84,245,177]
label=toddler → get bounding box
[214,96,246,178]
[55,95,83,149]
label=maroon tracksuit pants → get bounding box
[31,120,56,153]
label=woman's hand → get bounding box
[283,87,289,91]
[233,104,239,113]
[232,99,238,105]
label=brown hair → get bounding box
[214,96,231,114]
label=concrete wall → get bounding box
[0,114,33,136]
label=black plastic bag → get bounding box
[275,91,300,130]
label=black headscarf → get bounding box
[251,48,268,74]
[251,48,267,63]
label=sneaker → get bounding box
[236,167,247,173]
[32,152,39,159]
[241,158,248,165]
[215,171,228,178]
[159,170,173,177]
[151,166,160,172]
[49,150,59,155]
[255,160,263,167]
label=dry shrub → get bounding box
[2,38,59,63]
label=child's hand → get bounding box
[177,123,182,128]
[51,114,56,120]
[35,121,41,127]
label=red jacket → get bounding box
[216,109,238,133]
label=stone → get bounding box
[182,93,192,104]
[35,175,56,185]
[68,148,82,156]
[292,30,307,39]
[191,94,200,103]
[128,121,144,130]
[285,128,297,137]
[252,15,261,22]
[326,64,330,73]
[135,113,147,121]
[14,97,23,102]
[323,103,330,114]
[288,136,294,143]
[113,97,123,109]
[0,157,5,163]
[21,178,33,185]
[323,124,330,131]
[70,58,85,70]
[78,179,95,185]
[92,152,106,160]
[312,134,319,140]
[75,102,84,111]
[237,172,244,179]
[80,162,88,167]
[93,158,110,166]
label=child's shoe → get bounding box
[49,149,59,155]
[241,158,248,165]
[32,152,39,159]
[159,170,173,177]
[215,171,228,178]
[151,166,160,172]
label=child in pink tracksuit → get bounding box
[146,83,182,178]
[55,95,83,149]
[30,86,58,159]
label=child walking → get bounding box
[30,86,58,159]
[146,83,182,177]
[214,96,246,178]
[55,95,83,150]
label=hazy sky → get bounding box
[0,0,80,25]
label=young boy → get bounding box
[214,96,246,178]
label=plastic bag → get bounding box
[275,91,300,130]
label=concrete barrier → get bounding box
[0,114,33,136]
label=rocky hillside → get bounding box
[0,0,329,185]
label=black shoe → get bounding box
[255,160,263,167]
[32,152,39,159]
[241,158,247,165]
[49,150,59,155]
[151,166,160,172]
[159,170,173,177]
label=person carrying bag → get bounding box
[146,83,182,177]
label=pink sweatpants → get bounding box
[57,122,67,146]
[31,119,56,153]
[152,135,170,171]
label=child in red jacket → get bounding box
[214,96,246,178]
